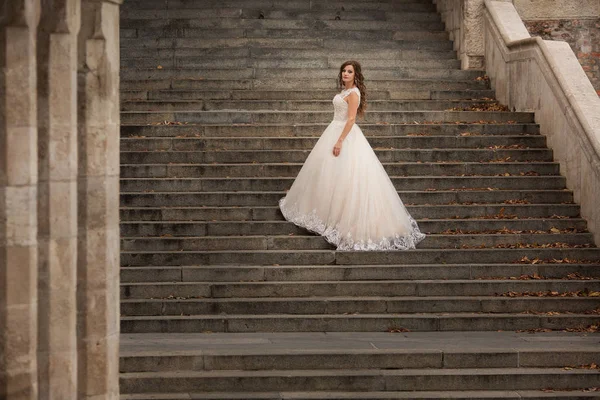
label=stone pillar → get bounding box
[434,0,486,70]
[76,0,121,398]
[36,0,81,398]
[0,1,41,398]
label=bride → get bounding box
[279,60,426,251]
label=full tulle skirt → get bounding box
[279,120,426,251]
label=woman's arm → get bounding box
[333,92,359,157]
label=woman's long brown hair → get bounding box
[338,60,367,117]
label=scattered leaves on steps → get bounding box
[487,144,529,150]
[497,289,600,298]
[494,171,540,177]
[542,387,600,393]
[517,327,553,333]
[490,157,513,163]
[520,311,564,316]
[492,243,593,249]
[564,363,600,370]
[567,272,598,280]
[504,198,531,204]
[151,121,189,126]
[519,308,600,316]
[511,273,545,280]
[515,257,600,265]
[387,327,411,333]
[477,273,600,281]
[440,227,585,235]
[446,103,510,112]
[411,120,510,125]
[516,324,598,334]
[551,214,574,219]
[564,324,599,333]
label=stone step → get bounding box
[120,350,600,373]
[126,28,447,41]
[119,219,587,237]
[120,57,462,70]
[119,263,600,283]
[120,135,545,151]
[121,99,501,112]
[120,148,552,164]
[120,248,600,267]
[121,279,600,299]
[119,189,574,207]
[119,365,600,393]
[120,110,529,125]
[120,232,579,251]
[121,233,595,251]
[119,176,567,192]
[120,67,478,82]
[121,0,437,12]
[121,79,486,92]
[121,89,496,102]
[119,203,579,221]
[119,17,447,33]
[120,162,559,179]
[120,38,454,52]
[120,89,388,101]
[121,300,600,333]
[119,123,539,138]
[119,9,443,22]
[120,47,459,61]
[121,296,600,316]
[120,313,600,333]
[119,390,600,400]
[120,66,481,81]
[119,331,600,371]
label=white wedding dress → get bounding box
[279,87,426,251]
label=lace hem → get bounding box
[279,198,426,251]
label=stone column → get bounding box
[0,1,40,398]
[36,0,81,398]
[434,0,486,69]
[76,0,121,398]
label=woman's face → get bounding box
[341,64,355,85]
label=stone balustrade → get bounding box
[433,0,600,243]
[483,0,600,244]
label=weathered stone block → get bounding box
[4,245,37,307]
[514,0,600,19]
[3,127,38,187]
[4,186,37,246]
[38,180,78,237]
[524,18,600,92]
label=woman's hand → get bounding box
[333,139,343,157]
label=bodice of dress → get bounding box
[333,87,361,122]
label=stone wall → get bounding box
[510,0,600,94]
[523,19,600,95]
[0,0,122,398]
[512,0,599,19]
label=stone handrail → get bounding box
[484,0,600,243]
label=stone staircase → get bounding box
[118,0,600,398]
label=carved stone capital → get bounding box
[0,0,40,28]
